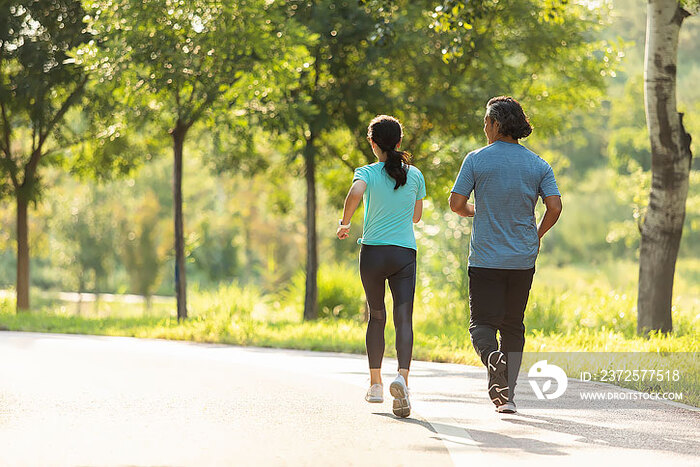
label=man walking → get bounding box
[448,96,562,413]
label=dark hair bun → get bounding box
[486,96,532,139]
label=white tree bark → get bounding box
[638,0,693,333]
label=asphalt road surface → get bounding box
[0,331,698,466]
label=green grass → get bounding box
[0,260,698,406]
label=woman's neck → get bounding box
[377,151,388,162]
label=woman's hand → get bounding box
[337,225,351,240]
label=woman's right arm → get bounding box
[337,180,367,240]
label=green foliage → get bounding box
[189,217,240,286]
[415,199,471,301]
[279,0,400,170]
[607,74,651,171]
[283,263,365,320]
[0,0,91,200]
[190,282,263,321]
[118,190,168,304]
[83,0,302,130]
[350,0,626,197]
[54,187,116,295]
[680,0,700,14]
[62,104,150,182]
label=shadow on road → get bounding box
[433,423,568,456]
[372,412,437,433]
[505,413,700,454]
[373,412,568,456]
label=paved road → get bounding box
[0,332,698,466]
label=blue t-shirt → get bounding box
[353,162,426,250]
[451,141,560,269]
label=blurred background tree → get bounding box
[85,0,304,319]
[118,189,169,312]
[58,188,115,315]
[0,0,91,311]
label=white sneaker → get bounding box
[496,401,517,414]
[389,374,411,418]
[365,383,383,403]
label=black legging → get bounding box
[359,244,416,370]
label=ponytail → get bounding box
[383,147,411,190]
[367,115,412,190]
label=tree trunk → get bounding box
[243,179,253,284]
[16,196,29,312]
[638,0,693,334]
[172,121,189,321]
[94,292,100,316]
[77,273,84,316]
[303,136,318,320]
[93,270,100,316]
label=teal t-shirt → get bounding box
[353,162,426,250]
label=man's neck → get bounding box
[490,136,519,144]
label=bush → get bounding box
[282,263,365,320]
[190,282,265,320]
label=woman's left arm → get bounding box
[337,180,367,240]
[413,199,423,223]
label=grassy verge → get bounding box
[0,261,698,407]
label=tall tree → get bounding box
[89,0,296,319]
[638,0,697,333]
[286,1,389,320]
[0,0,91,311]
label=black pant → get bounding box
[468,266,535,399]
[359,244,416,370]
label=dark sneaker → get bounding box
[487,351,509,407]
[389,374,411,418]
[496,401,517,414]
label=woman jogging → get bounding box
[337,115,426,418]
[449,96,562,414]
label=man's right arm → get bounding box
[449,153,475,217]
[449,192,475,217]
